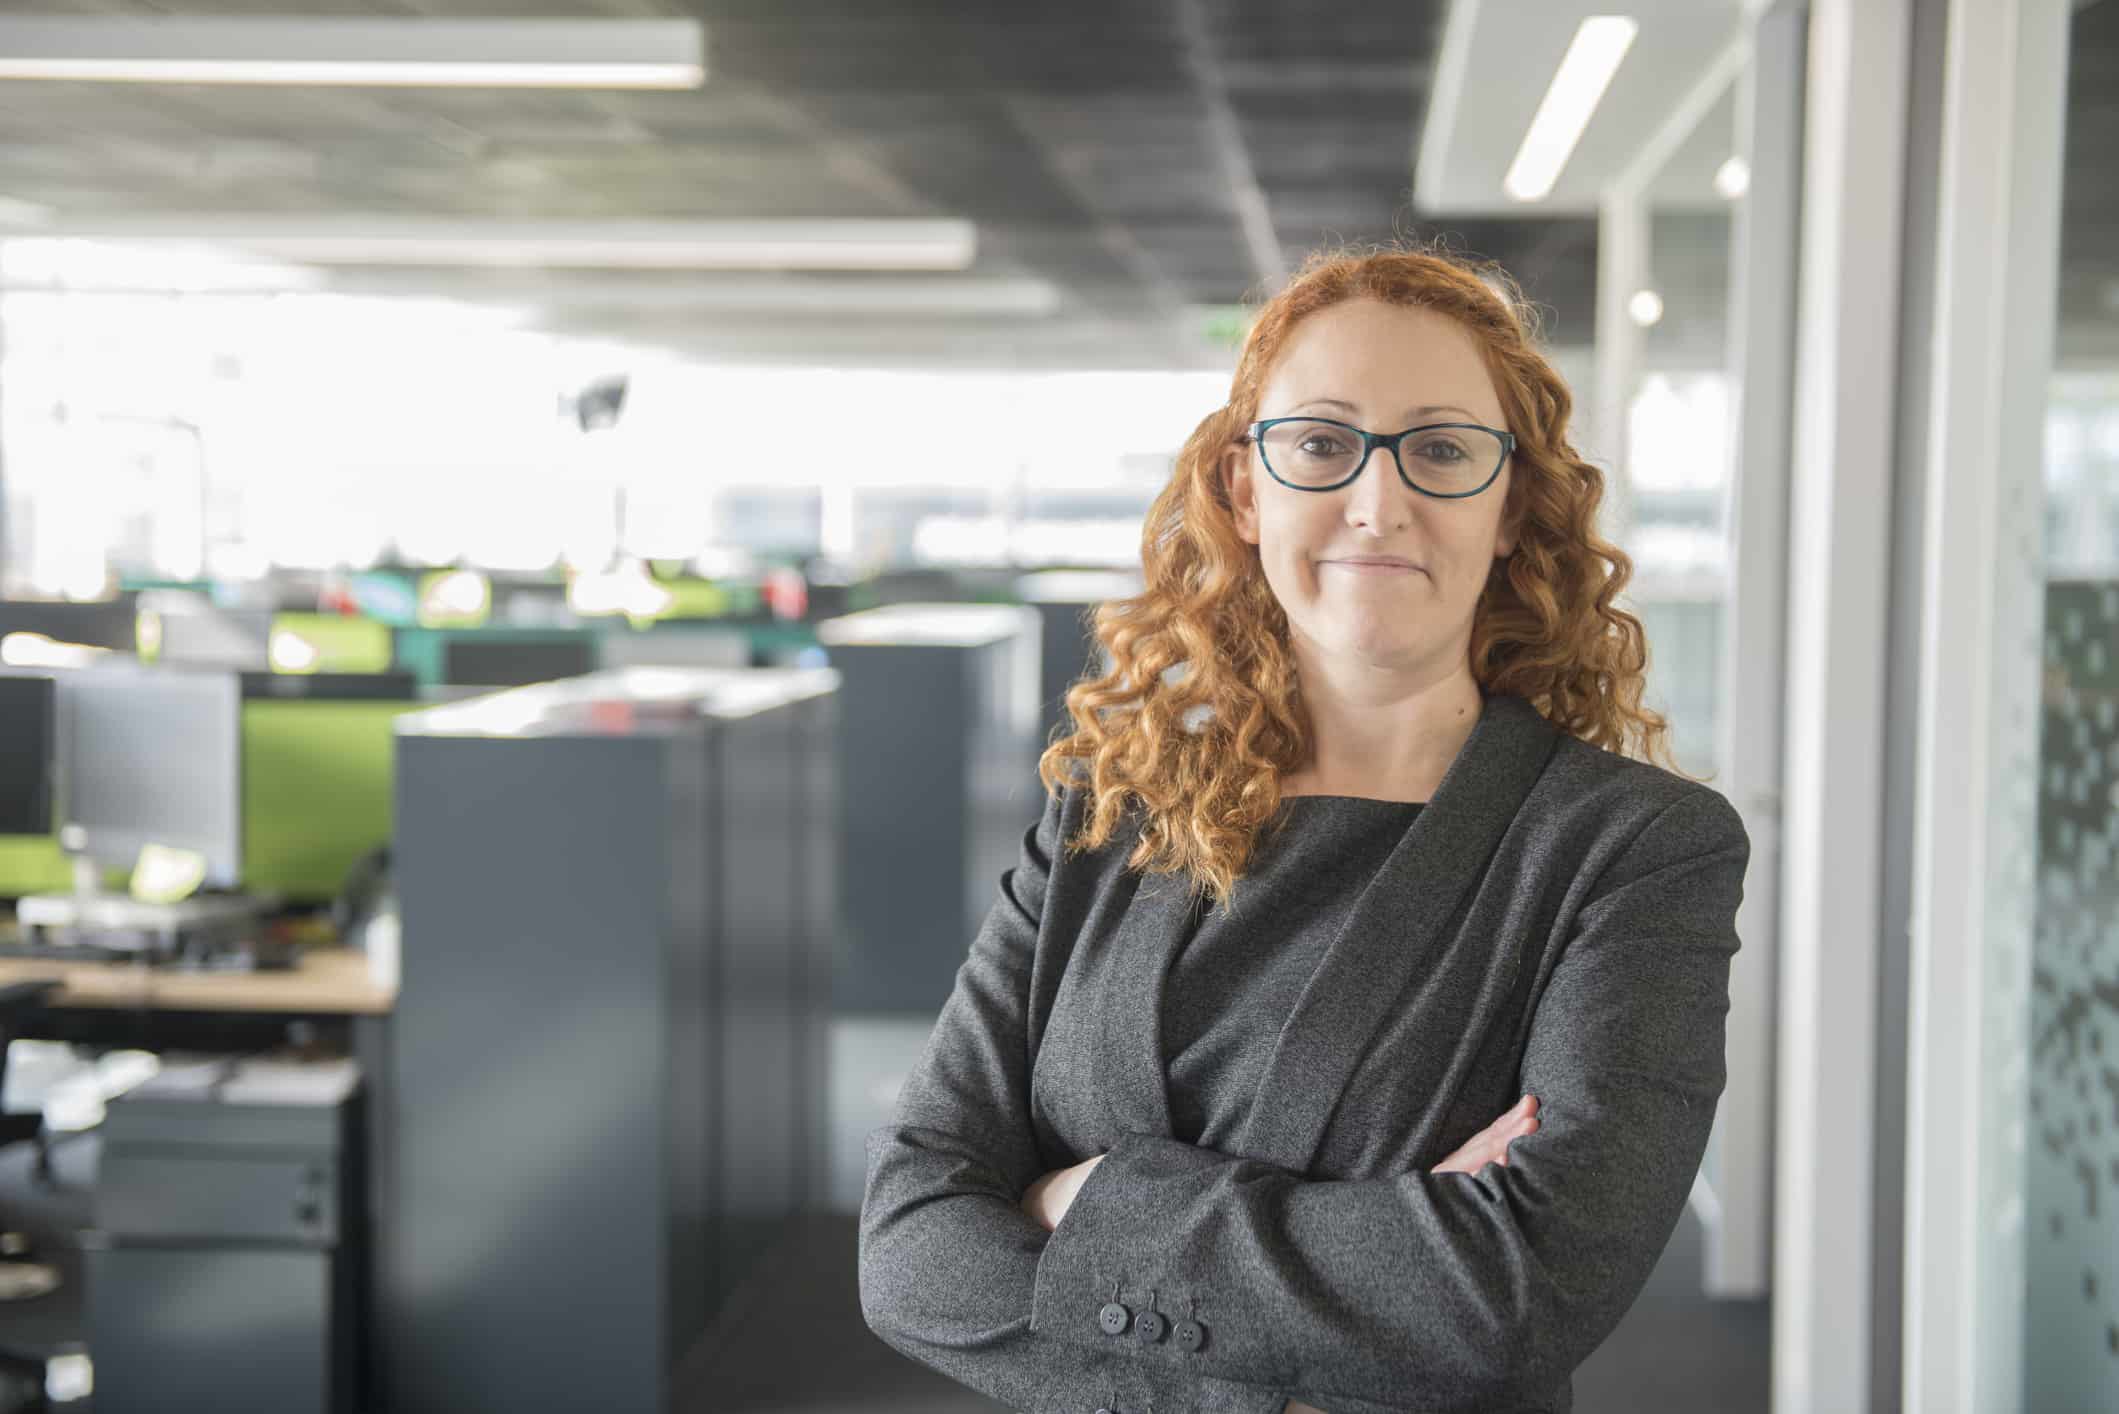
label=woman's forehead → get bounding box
[1261,306,1500,422]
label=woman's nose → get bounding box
[1343,446,1410,530]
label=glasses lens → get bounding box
[1258,420,1504,494]
[1257,420,1363,487]
[1400,425,1505,495]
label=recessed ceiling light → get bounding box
[1715,156,1751,200]
[1504,16,1640,203]
[0,17,704,89]
[1628,289,1665,327]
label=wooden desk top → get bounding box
[0,946,396,1015]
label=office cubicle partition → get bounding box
[817,603,1042,1014]
[1014,570,1139,750]
[385,668,837,1414]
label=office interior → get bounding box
[0,1,2110,1412]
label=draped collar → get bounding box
[1091,691,1562,1174]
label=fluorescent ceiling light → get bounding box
[1503,16,1639,203]
[0,17,704,88]
[1,237,324,293]
[27,220,979,272]
[397,274,1062,317]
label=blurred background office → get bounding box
[0,1,2108,1411]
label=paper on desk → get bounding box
[216,1057,361,1107]
[127,1056,232,1101]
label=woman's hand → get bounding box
[1284,1401,1329,1414]
[1020,1153,1106,1232]
[1431,1093,1539,1175]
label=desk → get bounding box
[0,947,394,1016]
[0,945,395,1412]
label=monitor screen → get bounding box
[0,674,56,836]
[240,670,419,702]
[0,595,139,653]
[57,663,242,888]
[155,604,274,669]
[441,637,597,688]
[598,629,751,671]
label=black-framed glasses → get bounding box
[1242,416,1515,499]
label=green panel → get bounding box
[242,699,417,901]
[416,569,492,628]
[270,613,395,673]
[0,834,74,898]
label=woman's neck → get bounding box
[1283,668,1484,802]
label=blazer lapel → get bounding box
[1236,692,1560,1173]
[1093,862,1193,1140]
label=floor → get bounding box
[698,1013,1773,1414]
[682,1203,1771,1414]
[0,1017,1771,1414]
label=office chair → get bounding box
[0,979,62,1305]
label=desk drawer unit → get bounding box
[86,1066,362,1414]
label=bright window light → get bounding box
[1504,16,1639,203]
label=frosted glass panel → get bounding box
[2022,2,2119,1404]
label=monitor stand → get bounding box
[15,860,281,968]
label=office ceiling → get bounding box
[0,0,1601,369]
[0,2,2109,369]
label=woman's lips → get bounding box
[1322,559,1421,575]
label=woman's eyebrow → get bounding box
[1289,397,1483,422]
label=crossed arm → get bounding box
[1019,1092,1547,1414]
[859,785,1748,1413]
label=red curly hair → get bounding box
[1037,239,1695,908]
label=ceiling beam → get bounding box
[1171,0,1286,294]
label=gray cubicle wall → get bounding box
[384,668,838,1414]
[1014,570,1139,749]
[793,688,839,1211]
[817,603,1042,1015]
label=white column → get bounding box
[1901,1,2068,1411]
[1711,0,1804,1302]
[1774,0,1910,1410]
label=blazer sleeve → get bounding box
[858,784,1295,1414]
[1025,786,1751,1413]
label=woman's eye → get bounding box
[1415,440,1466,462]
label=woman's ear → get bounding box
[1223,444,1260,544]
[1493,480,1521,558]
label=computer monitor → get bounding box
[0,675,56,836]
[598,628,751,671]
[239,671,419,702]
[152,601,274,670]
[56,663,243,889]
[441,636,598,688]
[0,595,139,654]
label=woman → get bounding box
[858,243,1750,1414]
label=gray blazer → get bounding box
[859,691,1751,1414]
